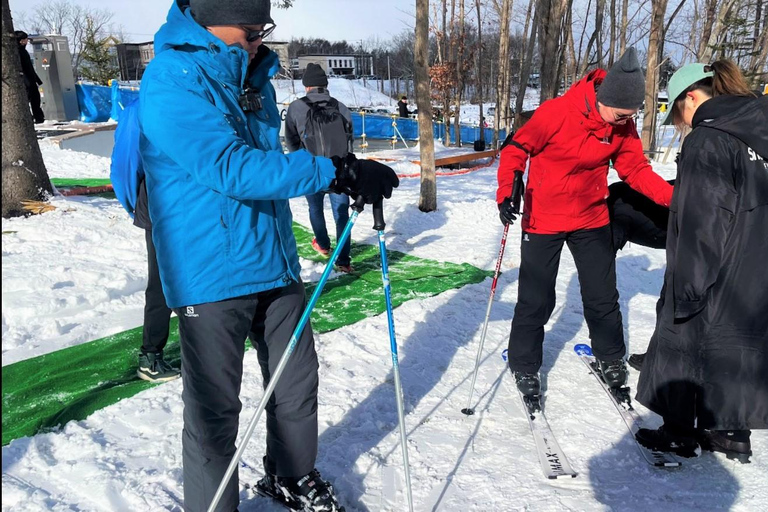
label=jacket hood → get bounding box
[155,0,279,88]
[694,94,768,159]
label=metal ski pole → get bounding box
[460,223,509,416]
[373,199,414,512]
[207,198,365,512]
[461,170,524,416]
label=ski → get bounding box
[502,350,578,479]
[574,344,682,468]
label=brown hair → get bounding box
[673,60,756,126]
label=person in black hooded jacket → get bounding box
[634,60,768,462]
[15,31,45,124]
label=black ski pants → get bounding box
[507,225,625,374]
[141,228,172,355]
[176,280,318,512]
[26,84,44,123]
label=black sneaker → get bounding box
[137,351,180,383]
[627,353,645,371]
[636,424,700,458]
[597,358,629,389]
[699,430,752,463]
[256,460,345,512]
[514,372,540,397]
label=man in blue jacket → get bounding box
[139,2,398,511]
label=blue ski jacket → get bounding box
[139,0,336,308]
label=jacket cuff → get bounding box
[674,298,705,319]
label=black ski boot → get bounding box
[514,372,541,413]
[627,353,645,372]
[255,457,345,512]
[636,424,700,458]
[699,430,752,463]
[597,358,629,389]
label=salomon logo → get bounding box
[185,306,199,318]
[523,234,530,242]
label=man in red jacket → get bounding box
[497,47,673,398]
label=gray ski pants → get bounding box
[175,280,319,512]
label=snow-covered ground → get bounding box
[2,143,766,511]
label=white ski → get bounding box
[503,350,578,479]
[574,344,681,468]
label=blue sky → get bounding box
[10,0,416,44]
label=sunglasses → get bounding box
[614,110,637,121]
[241,24,276,42]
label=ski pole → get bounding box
[461,170,524,416]
[207,197,365,512]
[460,222,509,416]
[373,199,414,512]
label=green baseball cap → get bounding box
[661,63,714,125]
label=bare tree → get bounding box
[416,0,437,211]
[537,0,570,102]
[641,0,669,152]
[609,0,617,65]
[21,0,114,76]
[514,0,538,128]
[476,0,485,144]
[493,0,513,145]
[619,0,629,54]
[2,0,53,218]
[454,0,466,146]
[696,0,738,61]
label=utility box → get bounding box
[29,35,79,121]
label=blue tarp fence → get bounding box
[76,82,506,141]
[75,82,139,123]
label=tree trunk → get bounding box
[609,0,617,66]
[2,0,53,218]
[697,0,738,61]
[494,0,513,146]
[538,0,569,103]
[476,0,485,143]
[416,0,436,212]
[515,2,538,129]
[620,0,629,55]
[641,0,668,153]
[454,0,465,146]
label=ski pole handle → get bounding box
[372,198,385,231]
[351,195,366,213]
[511,170,524,214]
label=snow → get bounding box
[2,143,767,511]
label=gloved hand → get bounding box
[498,196,519,225]
[331,153,399,204]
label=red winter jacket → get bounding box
[497,70,673,234]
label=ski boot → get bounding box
[699,430,752,464]
[514,372,541,413]
[255,457,345,511]
[636,424,700,458]
[595,358,630,402]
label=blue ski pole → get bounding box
[373,199,414,512]
[207,198,366,512]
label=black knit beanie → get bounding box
[189,0,273,26]
[302,63,328,87]
[596,47,646,109]
[15,30,29,42]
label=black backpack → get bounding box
[300,97,352,158]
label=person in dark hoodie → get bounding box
[634,61,768,462]
[15,31,45,124]
[398,95,410,118]
[496,47,673,400]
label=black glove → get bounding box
[499,170,525,225]
[498,196,518,225]
[331,154,399,204]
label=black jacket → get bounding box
[18,44,42,89]
[637,94,768,430]
[398,100,410,118]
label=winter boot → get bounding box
[137,351,180,383]
[627,353,645,372]
[255,457,345,512]
[597,358,629,389]
[699,430,752,463]
[636,423,700,458]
